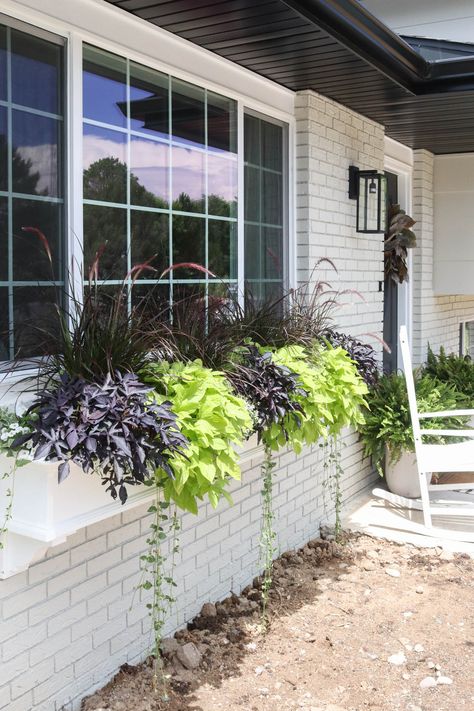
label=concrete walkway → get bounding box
[343,484,474,556]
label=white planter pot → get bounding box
[0,455,154,578]
[384,448,422,499]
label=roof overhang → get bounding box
[103,0,474,154]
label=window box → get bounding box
[0,434,263,579]
[0,454,154,579]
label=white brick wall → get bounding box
[295,90,385,343]
[411,149,474,363]
[0,91,389,711]
[0,436,372,711]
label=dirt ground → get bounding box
[82,532,474,711]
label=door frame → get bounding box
[384,138,414,370]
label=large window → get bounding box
[82,45,238,306]
[0,21,65,361]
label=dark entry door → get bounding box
[383,171,399,373]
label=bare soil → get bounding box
[82,533,474,711]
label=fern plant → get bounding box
[359,371,469,474]
[424,345,474,403]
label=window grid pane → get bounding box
[82,46,238,307]
[244,114,286,304]
[0,22,65,362]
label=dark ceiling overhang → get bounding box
[104,0,474,154]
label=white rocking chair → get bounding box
[373,325,474,541]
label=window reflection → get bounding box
[83,204,127,280]
[172,215,205,278]
[172,78,205,148]
[130,62,168,139]
[207,92,237,153]
[83,45,239,300]
[0,107,7,191]
[83,45,127,128]
[130,136,169,207]
[13,286,59,359]
[12,199,62,280]
[0,288,8,362]
[1,22,65,362]
[0,26,6,101]
[11,30,63,115]
[0,197,7,280]
[12,110,62,197]
[208,154,237,218]
[244,114,286,303]
[172,145,205,213]
[131,210,168,275]
[83,124,127,203]
[208,220,237,280]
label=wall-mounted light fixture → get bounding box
[348,166,387,233]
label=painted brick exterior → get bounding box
[411,149,474,364]
[295,90,385,342]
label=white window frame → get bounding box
[0,0,296,386]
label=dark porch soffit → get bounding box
[104,0,474,154]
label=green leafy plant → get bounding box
[359,371,469,474]
[138,495,180,699]
[266,344,368,452]
[143,359,252,514]
[0,408,33,549]
[424,345,474,403]
[322,435,344,541]
[259,444,276,630]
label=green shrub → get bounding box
[359,371,469,474]
[424,345,474,403]
[143,360,252,513]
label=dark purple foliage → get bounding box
[14,372,188,503]
[229,345,307,440]
[323,330,379,387]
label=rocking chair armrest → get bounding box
[418,409,474,418]
[420,428,474,437]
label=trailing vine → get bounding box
[322,435,344,542]
[259,443,277,631]
[0,459,16,550]
[138,485,180,699]
[0,409,32,550]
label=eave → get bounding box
[104,0,474,154]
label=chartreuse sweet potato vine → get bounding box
[263,344,367,550]
[143,359,252,515]
[266,343,368,452]
[236,342,367,624]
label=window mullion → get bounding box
[68,32,84,310]
[6,26,13,360]
[237,101,245,309]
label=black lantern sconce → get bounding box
[348,166,387,233]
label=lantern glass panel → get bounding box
[357,176,366,232]
[366,175,379,232]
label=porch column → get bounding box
[411,149,435,365]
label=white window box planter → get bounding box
[0,454,155,579]
[0,435,264,579]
